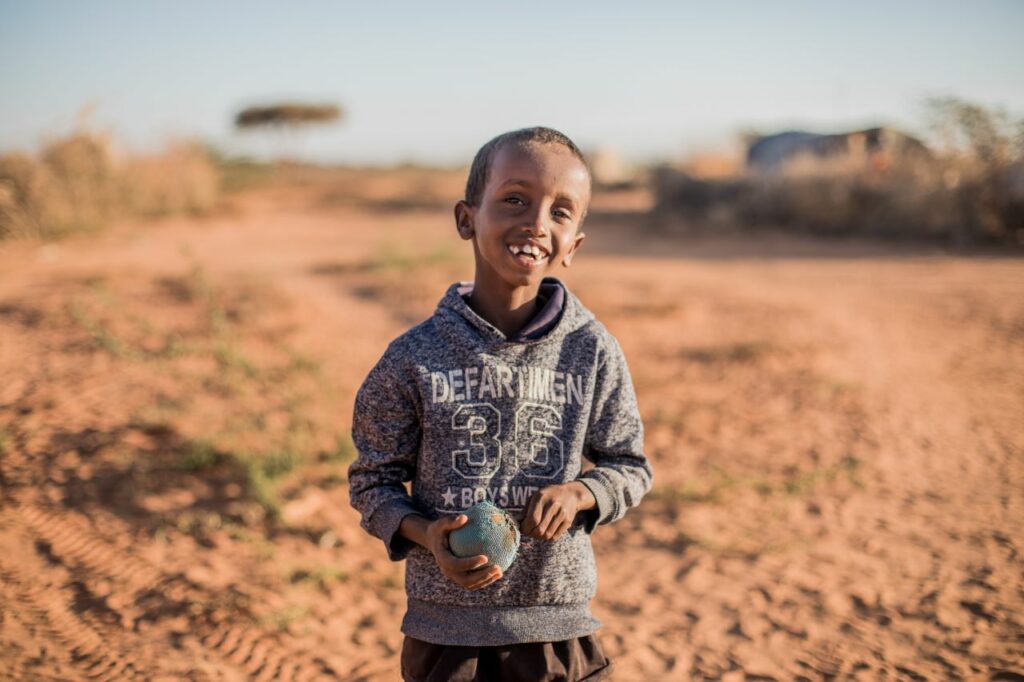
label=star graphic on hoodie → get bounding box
[441,487,457,507]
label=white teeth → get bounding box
[508,244,547,261]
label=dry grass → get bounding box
[655,154,1023,246]
[654,100,1024,246]
[0,130,220,240]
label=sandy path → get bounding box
[1,191,1021,679]
[571,251,1023,678]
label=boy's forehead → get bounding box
[487,143,591,198]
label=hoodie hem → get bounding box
[401,598,602,646]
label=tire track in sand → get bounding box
[0,558,136,680]
[2,503,343,680]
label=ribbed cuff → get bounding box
[577,476,616,533]
[369,497,424,561]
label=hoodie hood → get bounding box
[434,276,594,349]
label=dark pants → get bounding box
[401,632,614,682]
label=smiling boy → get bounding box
[348,127,653,681]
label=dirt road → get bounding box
[1,189,1021,679]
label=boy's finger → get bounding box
[456,555,489,573]
[468,567,502,590]
[536,505,565,538]
[522,497,547,534]
[447,514,468,528]
[466,573,492,590]
[519,497,537,533]
[471,575,498,591]
[549,516,572,540]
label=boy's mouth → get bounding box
[507,243,549,268]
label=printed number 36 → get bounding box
[451,402,563,480]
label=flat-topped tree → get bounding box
[234,102,343,161]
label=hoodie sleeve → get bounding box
[577,332,653,533]
[348,344,425,561]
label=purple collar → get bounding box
[457,278,565,342]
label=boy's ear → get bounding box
[562,231,586,267]
[454,200,474,240]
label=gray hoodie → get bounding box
[348,276,652,646]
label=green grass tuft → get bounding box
[288,564,350,591]
[214,341,259,379]
[69,302,129,357]
[177,438,225,472]
[326,432,357,464]
[679,341,774,365]
[286,348,322,375]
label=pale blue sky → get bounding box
[2,1,1022,164]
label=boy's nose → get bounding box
[521,208,549,235]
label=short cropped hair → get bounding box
[464,127,589,207]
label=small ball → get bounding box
[448,501,521,572]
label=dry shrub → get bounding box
[123,142,220,217]
[0,130,220,241]
[654,99,1023,246]
[656,149,1022,247]
[741,156,967,240]
[0,152,58,239]
[654,158,1016,244]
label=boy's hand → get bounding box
[425,515,503,591]
[521,481,595,541]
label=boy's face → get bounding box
[455,142,590,292]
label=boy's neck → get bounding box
[467,277,542,340]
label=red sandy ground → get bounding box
[0,181,1022,680]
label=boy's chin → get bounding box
[505,259,561,284]
[477,260,552,291]
[498,268,547,289]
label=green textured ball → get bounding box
[448,501,521,572]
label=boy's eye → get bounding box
[504,196,524,205]
[553,209,572,220]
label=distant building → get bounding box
[746,127,931,172]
